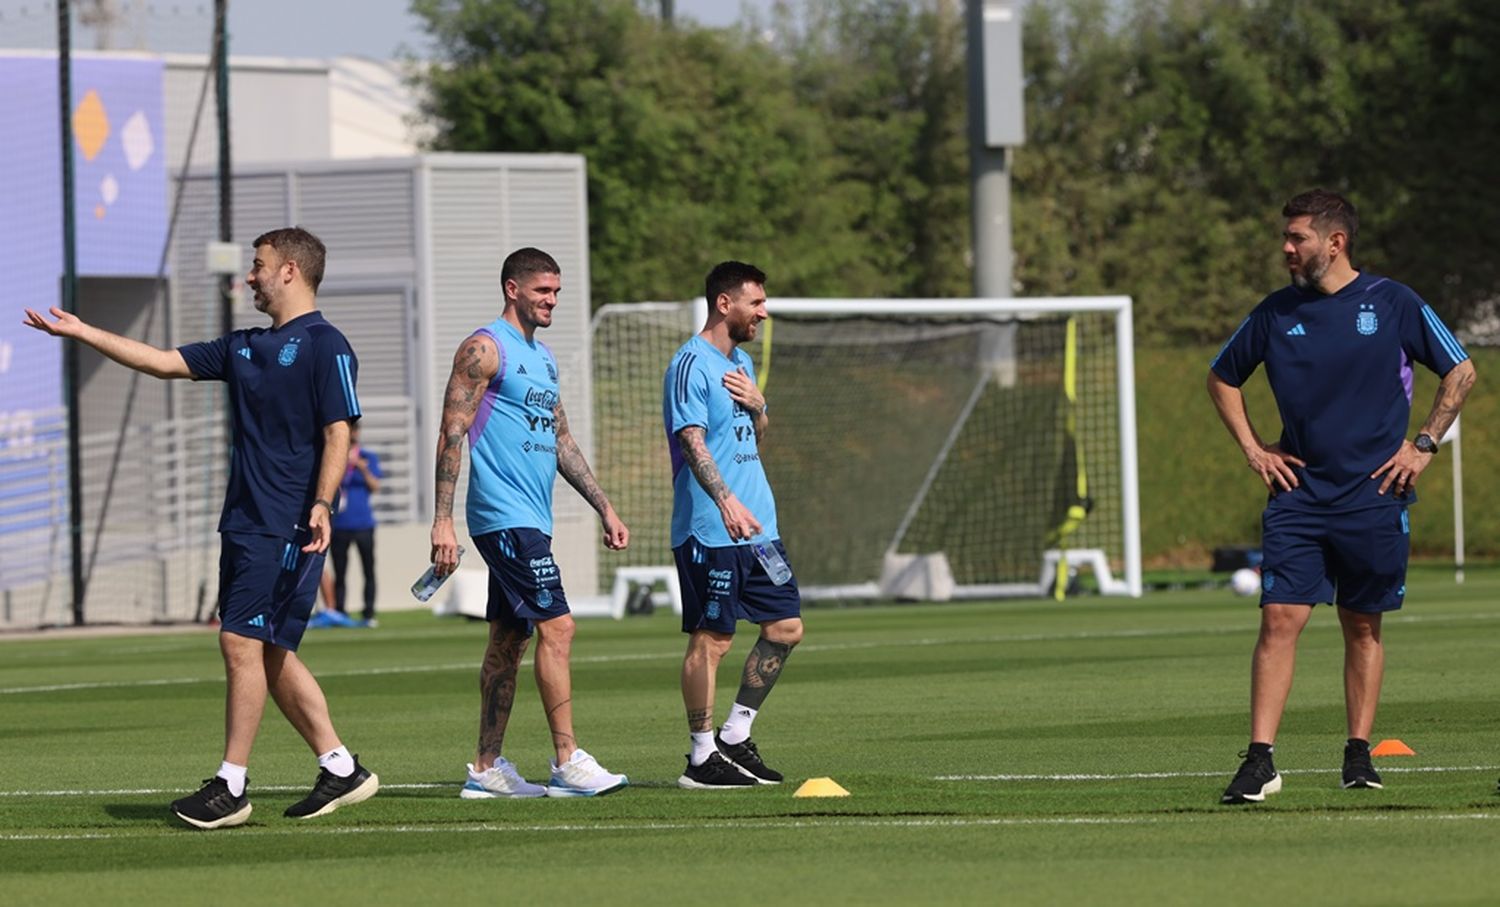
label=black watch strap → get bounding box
[1414,433,1439,455]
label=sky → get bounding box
[235,0,785,58]
[0,1,786,59]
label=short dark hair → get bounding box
[705,261,767,305]
[501,247,561,288]
[1283,189,1358,257]
[252,226,327,292]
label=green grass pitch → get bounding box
[5,565,1500,905]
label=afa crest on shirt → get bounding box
[1356,303,1378,336]
[278,338,302,366]
[545,360,558,382]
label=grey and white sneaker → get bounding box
[461,758,547,799]
[546,748,628,798]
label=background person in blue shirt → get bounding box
[331,422,382,625]
[24,226,379,829]
[662,261,804,790]
[427,247,630,799]
[1208,190,1476,805]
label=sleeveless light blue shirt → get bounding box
[465,318,560,535]
[663,335,779,547]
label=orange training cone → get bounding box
[1371,739,1416,757]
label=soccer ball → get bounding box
[1230,568,1261,597]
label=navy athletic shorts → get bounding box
[471,528,570,636]
[1258,504,1410,613]
[673,536,802,635]
[218,530,325,650]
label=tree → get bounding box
[411,0,866,305]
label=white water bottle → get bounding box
[412,545,465,602]
[751,539,792,586]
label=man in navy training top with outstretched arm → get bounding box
[427,246,630,799]
[1208,189,1476,805]
[24,226,379,829]
[663,260,805,790]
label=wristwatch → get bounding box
[1413,433,1439,455]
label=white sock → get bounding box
[719,703,757,745]
[318,746,355,777]
[217,761,248,797]
[690,731,716,766]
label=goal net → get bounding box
[590,298,1141,601]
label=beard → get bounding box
[728,316,758,344]
[1290,249,1331,290]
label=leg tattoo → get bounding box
[546,698,576,753]
[687,707,713,734]
[735,637,793,711]
[477,631,526,761]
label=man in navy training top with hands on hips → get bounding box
[24,226,379,829]
[1209,189,1475,805]
[663,260,805,790]
[427,247,630,799]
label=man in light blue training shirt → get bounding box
[663,261,804,790]
[428,247,630,800]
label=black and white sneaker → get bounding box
[1220,750,1282,804]
[171,776,252,830]
[714,731,783,784]
[284,757,380,819]
[677,752,757,790]
[1341,742,1384,790]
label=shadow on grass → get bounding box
[104,803,175,823]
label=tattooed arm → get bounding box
[1373,358,1476,496]
[675,426,761,541]
[554,402,629,550]
[430,334,499,576]
[1419,359,1476,444]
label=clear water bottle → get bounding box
[412,545,465,602]
[751,539,792,586]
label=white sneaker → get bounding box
[459,758,547,799]
[546,748,629,798]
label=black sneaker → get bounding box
[171,776,252,830]
[714,731,783,784]
[1342,742,1384,789]
[677,751,757,790]
[284,757,380,819]
[1220,750,1282,804]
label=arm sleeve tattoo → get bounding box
[676,426,730,503]
[434,337,495,519]
[554,402,612,516]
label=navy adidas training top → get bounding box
[1211,272,1468,512]
[179,311,362,539]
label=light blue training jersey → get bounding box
[465,318,560,535]
[663,334,779,548]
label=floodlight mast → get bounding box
[967,0,1025,299]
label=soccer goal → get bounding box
[590,297,1141,604]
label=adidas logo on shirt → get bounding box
[517,364,528,374]
[1286,323,1307,336]
[237,348,252,360]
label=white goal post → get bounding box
[590,296,1142,607]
